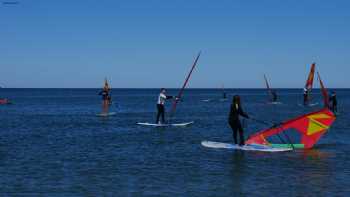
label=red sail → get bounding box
[246,108,336,149]
[305,63,316,90]
[317,72,329,108]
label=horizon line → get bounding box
[0,87,347,89]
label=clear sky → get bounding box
[0,0,349,88]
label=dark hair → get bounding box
[232,95,241,105]
[160,88,165,91]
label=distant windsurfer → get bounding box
[0,98,10,105]
[271,90,277,102]
[228,95,249,146]
[222,85,227,100]
[98,79,111,114]
[156,88,175,124]
[329,91,337,114]
[223,92,227,99]
[303,88,309,106]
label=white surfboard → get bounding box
[202,99,212,102]
[308,102,319,106]
[96,112,117,117]
[298,102,319,107]
[137,121,194,127]
[268,101,282,105]
[201,141,292,152]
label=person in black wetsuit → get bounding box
[223,92,227,99]
[303,88,309,106]
[228,95,249,146]
[271,90,277,102]
[329,91,337,114]
[156,88,174,124]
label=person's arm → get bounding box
[159,93,172,100]
[238,107,249,119]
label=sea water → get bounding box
[0,88,349,196]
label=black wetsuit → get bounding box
[228,104,249,145]
[303,91,309,105]
[329,94,338,113]
[272,91,277,102]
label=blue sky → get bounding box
[0,0,349,88]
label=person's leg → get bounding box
[156,104,161,123]
[230,123,238,144]
[103,100,108,113]
[334,104,338,113]
[238,123,245,146]
[160,105,165,123]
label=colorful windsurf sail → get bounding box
[305,63,316,91]
[170,52,201,116]
[245,108,335,149]
[304,63,316,103]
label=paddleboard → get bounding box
[137,121,194,127]
[309,102,319,106]
[201,141,292,152]
[219,98,228,102]
[298,102,319,107]
[268,101,282,105]
[96,112,117,117]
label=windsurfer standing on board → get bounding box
[303,88,309,106]
[98,79,111,114]
[271,90,278,102]
[228,95,249,146]
[156,88,175,124]
[223,91,227,99]
[329,91,338,114]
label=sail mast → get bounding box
[264,74,273,101]
[317,72,330,108]
[170,52,201,116]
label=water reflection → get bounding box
[229,151,247,195]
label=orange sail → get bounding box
[317,72,329,108]
[305,63,316,91]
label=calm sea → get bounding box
[0,88,349,196]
